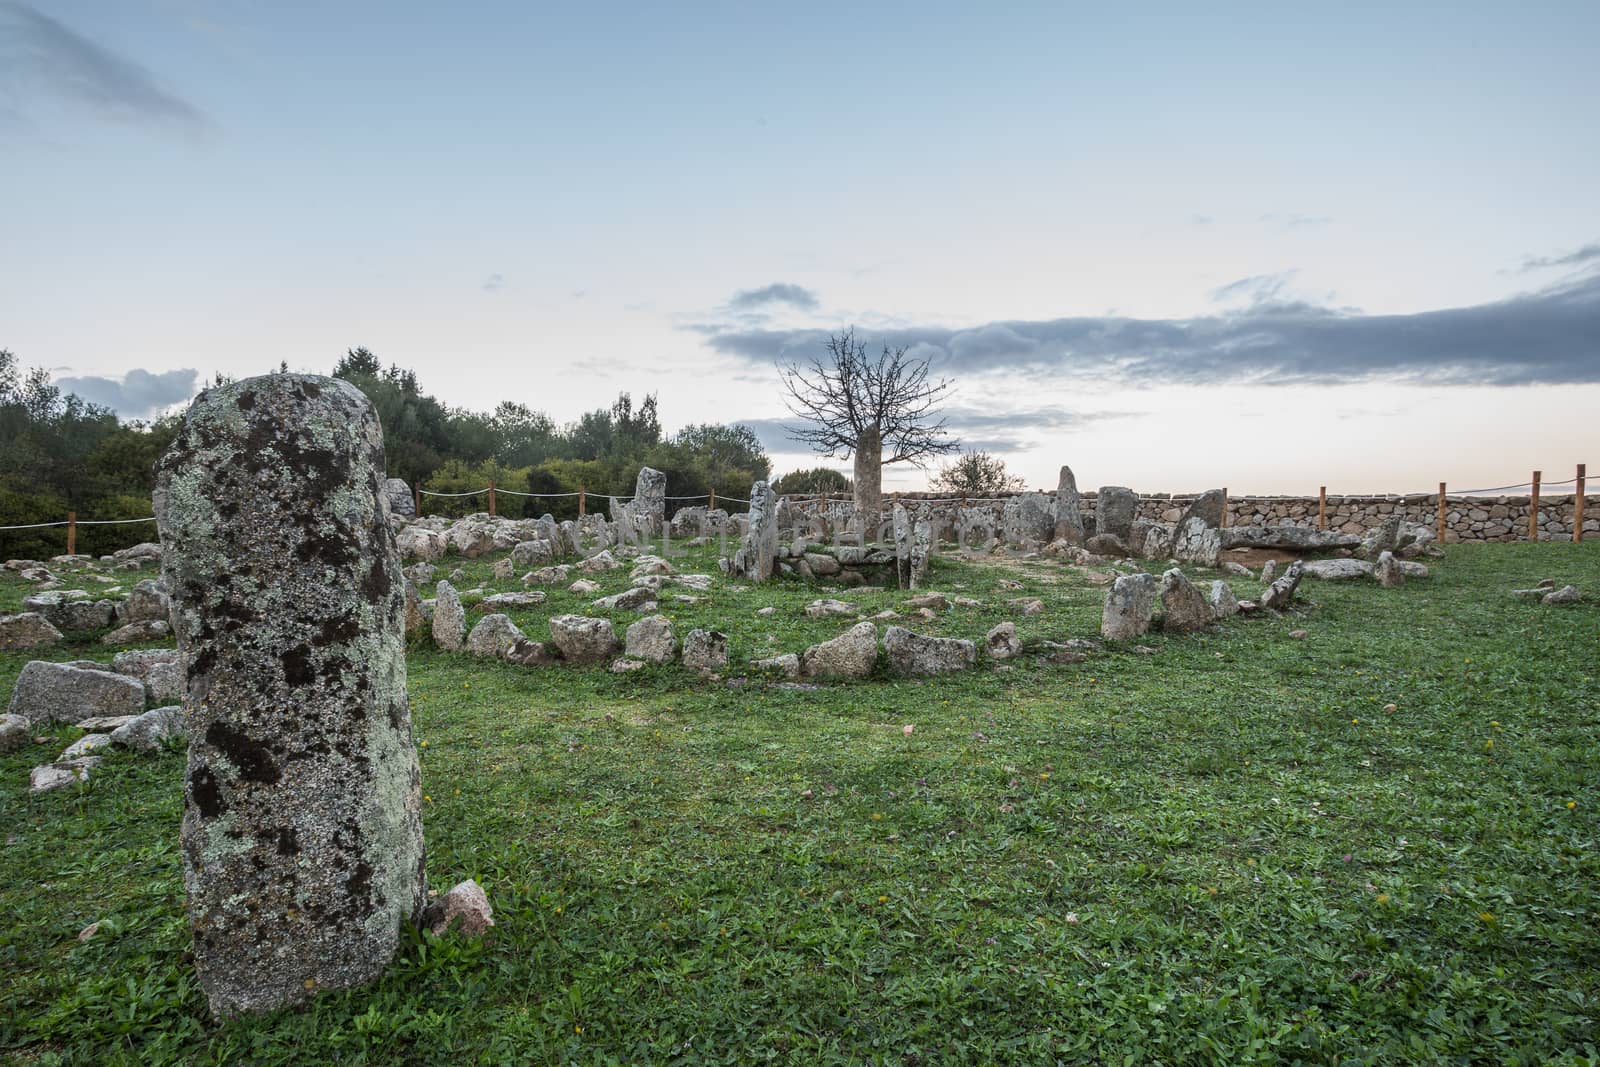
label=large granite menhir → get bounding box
[155,374,425,1018]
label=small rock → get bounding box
[624,615,678,664]
[800,622,878,680]
[682,629,729,672]
[1101,573,1157,641]
[100,619,171,646]
[0,612,65,650]
[1289,629,1308,640]
[984,622,1023,660]
[109,705,185,751]
[548,615,621,664]
[422,879,494,937]
[1373,551,1404,588]
[525,565,572,586]
[432,581,466,651]
[593,586,657,612]
[465,614,524,658]
[60,733,112,760]
[29,757,100,793]
[882,627,977,675]
[504,638,560,666]
[805,598,857,619]
[609,658,647,673]
[1008,597,1045,616]
[0,713,32,751]
[752,653,801,679]
[1542,585,1580,605]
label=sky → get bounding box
[2,0,1597,494]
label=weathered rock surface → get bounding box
[383,478,415,518]
[548,614,620,664]
[985,622,1023,660]
[1301,559,1373,580]
[432,580,465,651]
[505,638,560,665]
[6,661,145,727]
[883,626,977,675]
[1542,584,1581,604]
[682,629,728,672]
[1219,526,1361,551]
[511,539,553,567]
[592,586,657,612]
[805,598,857,619]
[60,732,112,760]
[30,757,100,793]
[1179,489,1227,530]
[0,612,64,650]
[23,592,117,632]
[1172,517,1221,566]
[1084,533,1130,558]
[120,579,172,625]
[1159,569,1214,633]
[154,372,424,1018]
[1054,466,1085,545]
[752,653,801,678]
[1373,550,1404,588]
[801,622,878,680]
[624,615,678,664]
[479,592,547,611]
[524,565,571,586]
[111,648,184,703]
[1101,573,1157,640]
[731,481,779,581]
[396,526,448,562]
[0,712,30,751]
[101,619,171,645]
[634,466,667,534]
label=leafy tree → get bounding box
[930,450,1025,497]
[773,467,851,496]
[779,328,958,520]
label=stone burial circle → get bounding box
[155,373,425,1018]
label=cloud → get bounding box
[0,2,211,135]
[1211,270,1297,305]
[1519,242,1600,272]
[696,273,1600,389]
[481,273,505,293]
[737,405,1133,458]
[55,368,198,418]
[1261,212,1331,229]
[728,283,820,312]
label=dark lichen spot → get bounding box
[387,701,405,731]
[346,860,374,913]
[271,827,300,855]
[317,616,360,646]
[361,555,390,603]
[236,390,256,411]
[282,644,314,686]
[205,722,281,784]
[190,765,225,817]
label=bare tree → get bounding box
[780,328,958,522]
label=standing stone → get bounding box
[384,478,415,518]
[1179,489,1226,530]
[1159,569,1213,633]
[154,373,424,1018]
[732,481,779,581]
[1101,573,1157,640]
[1260,559,1305,611]
[892,504,913,589]
[432,580,465,651]
[1172,517,1221,566]
[1209,580,1241,619]
[910,514,932,589]
[1096,487,1138,543]
[1373,550,1404,588]
[853,426,883,534]
[633,467,667,536]
[1054,466,1085,545]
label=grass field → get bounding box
[2,541,1597,1064]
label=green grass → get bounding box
[2,543,1597,1064]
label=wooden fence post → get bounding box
[66,511,76,555]
[1575,464,1587,544]
[578,486,586,517]
[709,487,716,512]
[413,487,422,518]
[1221,487,1229,528]
[1437,482,1447,544]
[1528,471,1541,542]
[1318,486,1327,530]
[487,478,496,517]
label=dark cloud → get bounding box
[0,2,211,135]
[1519,242,1600,272]
[55,368,198,418]
[1211,270,1296,305]
[728,283,820,312]
[737,406,1132,457]
[699,273,1600,388]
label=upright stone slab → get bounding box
[732,481,778,581]
[154,374,424,1018]
[1096,487,1138,543]
[910,512,932,589]
[384,478,415,518]
[634,466,666,534]
[892,504,913,588]
[1101,572,1157,640]
[1179,489,1226,530]
[1054,466,1085,545]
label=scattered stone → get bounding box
[1221,561,1254,578]
[23,592,117,633]
[803,552,841,577]
[1542,585,1581,604]
[903,592,949,611]
[422,879,495,938]
[511,539,554,567]
[1038,642,1089,665]
[883,627,976,675]
[1084,533,1131,558]
[682,629,729,672]
[800,622,878,680]
[30,758,100,793]
[610,658,647,673]
[433,580,466,651]
[566,579,600,595]
[525,564,572,586]
[578,550,621,574]
[78,921,102,942]
[756,606,777,617]
[593,586,658,612]
[154,372,424,1018]
[1289,629,1308,640]
[1373,550,1404,588]
[101,619,171,645]
[111,648,184,703]
[984,622,1023,660]
[1219,526,1361,551]
[752,653,801,679]
[1260,559,1278,584]
[109,705,185,751]
[465,614,524,658]
[492,558,515,580]
[1096,486,1138,542]
[1171,517,1221,566]
[624,615,678,664]
[6,661,145,728]
[60,732,112,760]
[1179,488,1227,530]
[1159,569,1213,634]
[1397,561,1430,578]
[548,614,621,664]
[479,591,547,611]
[0,612,65,650]
[403,580,427,634]
[0,713,32,751]
[1301,559,1373,580]
[396,526,448,562]
[1008,597,1045,616]
[384,477,415,518]
[506,637,561,665]
[119,579,172,625]
[805,598,858,619]
[1101,573,1158,641]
